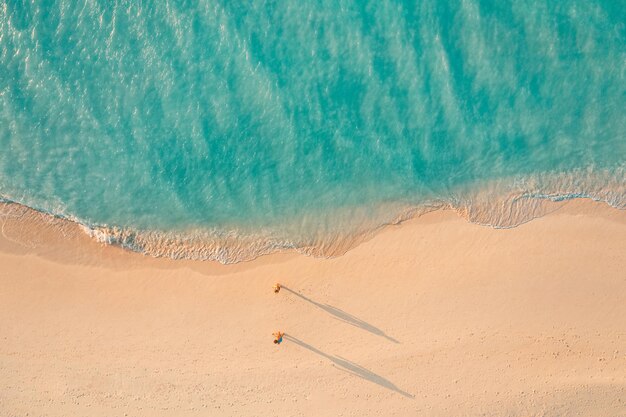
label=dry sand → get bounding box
[1,199,625,417]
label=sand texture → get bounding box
[1,200,625,416]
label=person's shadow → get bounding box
[284,335,413,398]
[282,286,399,343]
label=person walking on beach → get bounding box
[273,331,285,344]
[273,283,281,293]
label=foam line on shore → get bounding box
[1,167,624,264]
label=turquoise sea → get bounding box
[1,1,625,262]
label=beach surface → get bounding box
[1,199,625,417]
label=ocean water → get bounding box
[1,1,624,262]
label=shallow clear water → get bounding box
[1,1,625,261]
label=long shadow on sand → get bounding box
[284,335,413,398]
[282,286,399,343]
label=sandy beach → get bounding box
[1,199,625,417]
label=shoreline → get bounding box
[1,185,624,265]
[1,198,625,416]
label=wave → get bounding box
[1,167,624,264]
